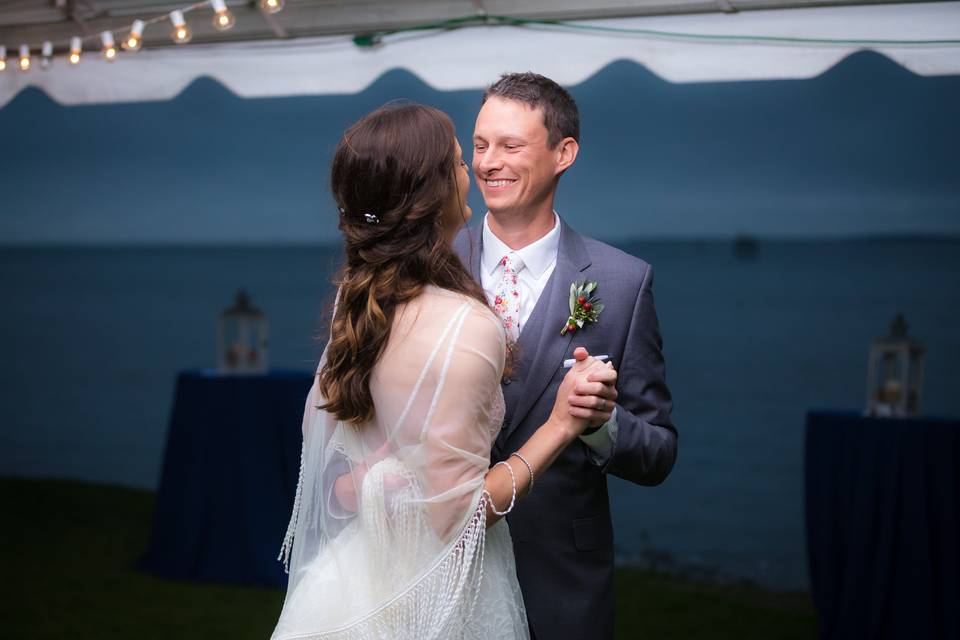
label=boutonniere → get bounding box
[561,281,604,335]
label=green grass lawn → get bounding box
[1,477,815,639]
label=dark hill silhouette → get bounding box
[1,52,957,243]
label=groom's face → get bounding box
[472,97,560,217]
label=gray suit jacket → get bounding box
[454,218,678,640]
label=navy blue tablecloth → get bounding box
[805,411,959,640]
[139,369,313,587]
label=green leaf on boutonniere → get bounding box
[560,280,604,335]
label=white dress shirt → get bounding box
[479,213,618,462]
[480,213,560,333]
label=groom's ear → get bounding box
[555,137,579,176]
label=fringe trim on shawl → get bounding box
[275,494,488,640]
[278,439,306,572]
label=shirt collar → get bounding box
[481,212,561,279]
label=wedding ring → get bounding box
[599,398,607,411]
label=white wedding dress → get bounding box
[272,286,529,640]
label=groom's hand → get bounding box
[567,347,618,428]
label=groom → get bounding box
[454,72,678,639]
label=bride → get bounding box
[271,102,606,640]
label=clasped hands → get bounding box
[564,346,619,430]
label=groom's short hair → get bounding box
[482,72,580,149]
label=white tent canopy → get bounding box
[1,1,958,107]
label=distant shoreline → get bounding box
[2,233,959,251]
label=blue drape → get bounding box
[805,411,959,639]
[139,370,312,587]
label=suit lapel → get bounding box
[497,219,591,447]
[463,224,483,282]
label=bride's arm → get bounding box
[332,466,362,513]
[329,324,603,525]
[331,440,396,513]
[482,348,602,525]
[422,306,602,534]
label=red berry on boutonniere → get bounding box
[560,281,605,336]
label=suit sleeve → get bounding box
[600,264,678,485]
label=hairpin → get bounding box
[363,213,380,225]
[338,207,346,216]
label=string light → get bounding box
[259,0,284,15]
[18,45,31,72]
[170,10,193,44]
[0,0,290,75]
[0,0,245,73]
[100,31,117,62]
[211,0,236,31]
[7,5,954,82]
[41,41,53,70]
[69,37,82,65]
[123,20,145,52]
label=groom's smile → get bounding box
[472,96,564,218]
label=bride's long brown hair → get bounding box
[319,102,487,424]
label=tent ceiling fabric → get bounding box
[0,0,944,46]
[1,1,958,107]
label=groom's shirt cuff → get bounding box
[579,407,619,465]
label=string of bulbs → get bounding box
[3,4,955,76]
[0,0,284,73]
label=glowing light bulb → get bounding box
[69,37,82,65]
[259,0,284,14]
[101,31,118,62]
[123,20,145,52]
[41,41,53,70]
[19,45,31,72]
[170,10,192,44]
[0,46,8,73]
[211,0,236,31]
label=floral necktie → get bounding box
[492,253,524,343]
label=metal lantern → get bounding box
[217,290,269,375]
[866,313,925,418]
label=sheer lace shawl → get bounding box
[273,286,507,640]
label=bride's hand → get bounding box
[568,359,617,427]
[548,347,608,441]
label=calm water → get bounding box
[2,238,958,590]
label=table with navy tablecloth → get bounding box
[139,369,313,587]
[805,411,959,640]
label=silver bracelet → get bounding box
[483,460,516,516]
[510,452,535,491]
